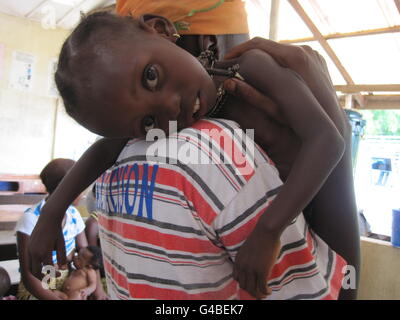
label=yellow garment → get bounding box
[116,0,249,35]
[17,269,108,300]
[17,269,69,300]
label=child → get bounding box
[15,159,88,300]
[30,12,356,298]
[54,246,102,300]
[0,267,11,298]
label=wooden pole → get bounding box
[279,25,400,44]
[269,0,280,41]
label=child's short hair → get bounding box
[55,12,141,117]
[86,245,103,271]
[40,158,76,194]
[0,267,11,297]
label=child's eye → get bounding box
[143,65,159,91]
[143,115,156,133]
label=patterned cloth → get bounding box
[96,119,346,300]
[15,199,85,264]
[116,0,249,35]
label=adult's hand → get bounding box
[224,37,349,134]
[28,209,67,280]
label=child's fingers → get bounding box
[235,269,248,297]
[257,272,268,298]
[245,272,259,299]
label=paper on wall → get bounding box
[0,43,5,81]
[9,51,36,92]
[48,58,59,97]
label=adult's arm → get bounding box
[85,217,100,247]
[75,231,88,251]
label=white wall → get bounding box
[0,12,97,175]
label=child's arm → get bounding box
[92,269,108,300]
[232,49,345,298]
[80,269,98,299]
[28,138,128,278]
[239,49,344,229]
[225,40,359,300]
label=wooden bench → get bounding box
[0,174,46,195]
[0,174,46,232]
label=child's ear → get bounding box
[138,14,178,42]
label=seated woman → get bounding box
[15,159,90,300]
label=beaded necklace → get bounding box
[197,50,244,117]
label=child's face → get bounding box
[74,32,217,138]
[73,248,94,269]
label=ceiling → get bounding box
[1,0,399,109]
[247,0,400,109]
[0,0,116,29]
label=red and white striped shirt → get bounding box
[96,119,346,300]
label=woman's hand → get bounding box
[28,211,67,280]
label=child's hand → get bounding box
[92,289,109,300]
[28,213,66,280]
[233,225,281,299]
[80,289,89,300]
